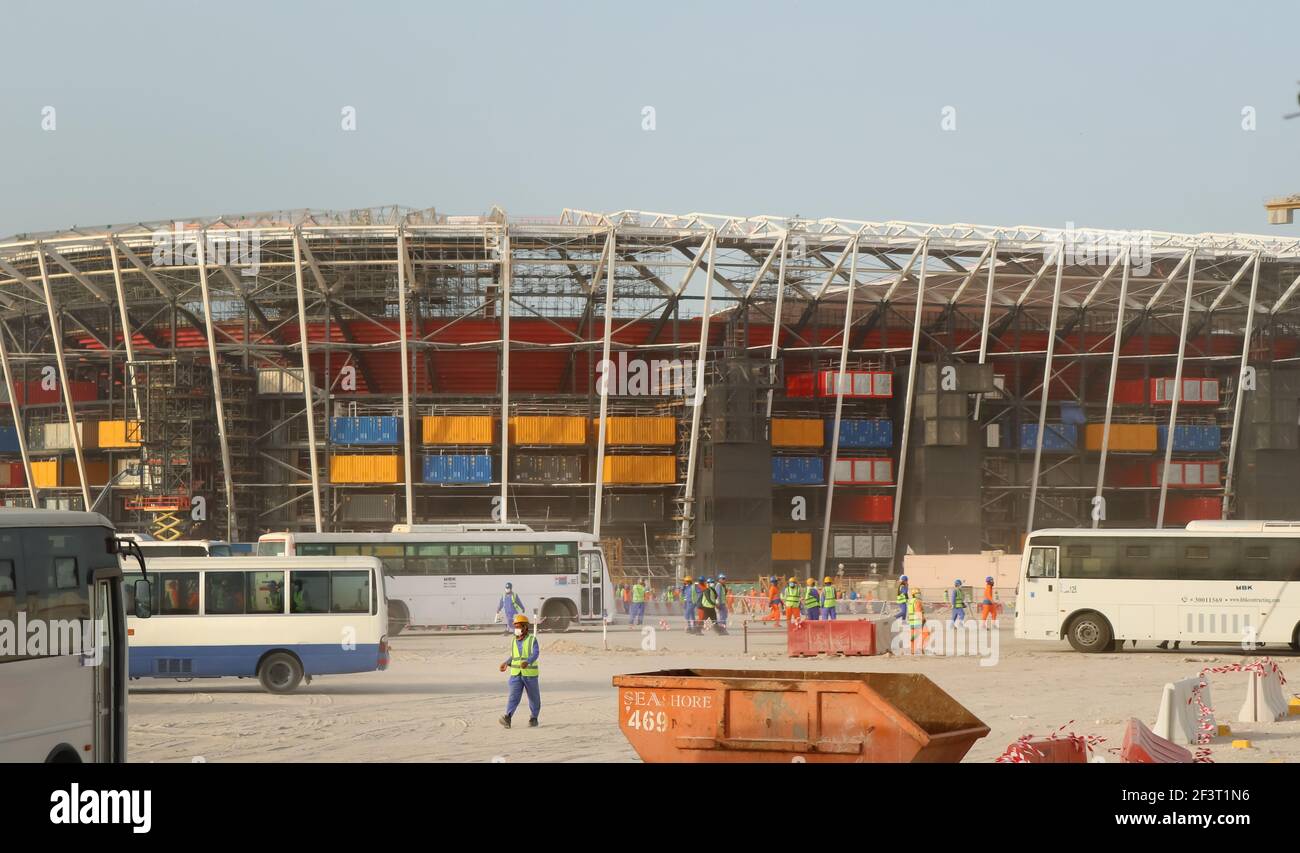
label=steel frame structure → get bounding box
[3,206,1300,570]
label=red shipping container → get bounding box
[3,380,98,406]
[832,494,893,523]
[1164,496,1219,525]
[787,619,877,657]
[1112,378,1146,405]
[1106,461,1150,488]
[1150,377,1219,405]
[0,461,25,488]
[785,373,815,399]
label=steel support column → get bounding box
[35,246,92,509]
[1156,251,1198,528]
[195,232,238,541]
[293,228,324,532]
[591,228,617,538]
[889,240,928,570]
[676,232,717,579]
[1222,253,1262,518]
[764,234,790,418]
[0,322,38,506]
[818,231,862,576]
[1092,251,1132,528]
[499,229,512,522]
[1025,248,1065,533]
[397,227,417,526]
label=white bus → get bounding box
[0,509,151,762]
[119,535,234,558]
[123,556,389,693]
[1015,521,1300,653]
[256,523,611,632]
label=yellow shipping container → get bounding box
[31,460,60,488]
[510,416,586,445]
[598,417,675,446]
[771,532,813,561]
[330,454,400,484]
[771,418,824,448]
[422,415,494,444]
[602,455,675,484]
[61,459,111,487]
[98,419,141,448]
[1084,423,1157,452]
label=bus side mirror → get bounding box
[134,579,153,619]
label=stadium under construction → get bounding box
[2,206,1300,581]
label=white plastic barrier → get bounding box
[1153,676,1215,745]
[1239,665,1289,723]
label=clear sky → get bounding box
[1,0,1297,238]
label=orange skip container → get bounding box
[613,668,989,763]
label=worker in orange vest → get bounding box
[980,576,997,623]
[763,576,781,623]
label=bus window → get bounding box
[247,571,285,613]
[208,544,233,557]
[290,572,329,614]
[1026,547,1057,579]
[205,573,246,615]
[54,557,78,590]
[298,543,333,556]
[1178,542,1235,581]
[257,540,286,557]
[0,558,15,623]
[330,571,370,613]
[153,572,200,615]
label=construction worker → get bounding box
[821,576,837,620]
[630,579,646,626]
[802,577,821,621]
[895,584,908,623]
[764,576,782,623]
[715,574,730,631]
[699,578,723,634]
[980,576,996,624]
[498,614,540,728]
[497,583,525,634]
[907,590,925,652]
[681,575,699,634]
[951,579,966,626]
[782,577,802,624]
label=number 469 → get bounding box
[627,710,667,732]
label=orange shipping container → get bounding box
[422,415,493,444]
[771,418,823,448]
[772,532,813,561]
[330,454,400,484]
[602,455,675,484]
[30,460,59,488]
[510,416,586,445]
[598,417,675,446]
[1084,423,1157,452]
[98,420,141,448]
[61,459,111,487]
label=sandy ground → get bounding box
[127,615,1300,763]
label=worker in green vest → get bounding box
[821,576,837,620]
[781,577,802,624]
[951,579,967,626]
[630,580,646,626]
[802,578,821,621]
[498,614,541,728]
[907,590,925,652]
[699,578,722,634]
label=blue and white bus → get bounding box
[123,556,389,693]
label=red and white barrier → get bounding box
[1236,660,1289,723]
[1154,676,1216,745]
[1121,718,1193,764]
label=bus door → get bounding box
[1021,545,1060,639]
[91,576,126,762]
[579,551,604,620]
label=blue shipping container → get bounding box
[0,425,18,454]
[331,416,401,445]
[771,456,825,485]
[828,418,893,449]
[1157,424,1221,452]
[423,454,493,484]
[1019,423,1078,451]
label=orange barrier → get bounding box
[786,620,878,657]
[613,669,988,763]
[1120,718,1193,763]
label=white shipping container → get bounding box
[258,367,306,396]
[873,373,892,397]
[40,421,95,450]
[1164,463,1183,485]
[833,535,854,558]
[852,460,874,482]
[872,460,892,483]
[986,423,1001,448]
[1204,462,1221,484]
[853,535,873,558]
[873,535,894,558]
[852,372,874,396]
[832,459,853,482]
[1184,463,1202,485]
[1202,379,1219,402]
[1183,379,1201,402]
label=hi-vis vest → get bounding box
[701,586,718,608]
[632,584,645,603]
[505,593,523,612]
[782,584,801,607]
[803,586,820,608]
[907,599,923,627]
[952,588,965,608]
[510,635,539,677]
[822,585,836,607]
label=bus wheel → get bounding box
[387,600,410,637]
[1291,624,1300,652]
[258,652,304,693]
[1066,612,1113,653]
[539,602,573,633]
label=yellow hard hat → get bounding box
[806,577,816,585]
[823,576,832,583]
[911,590,921,598]
[788,576,797,582]
[683,576,693,583]
[512,614,530,625]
